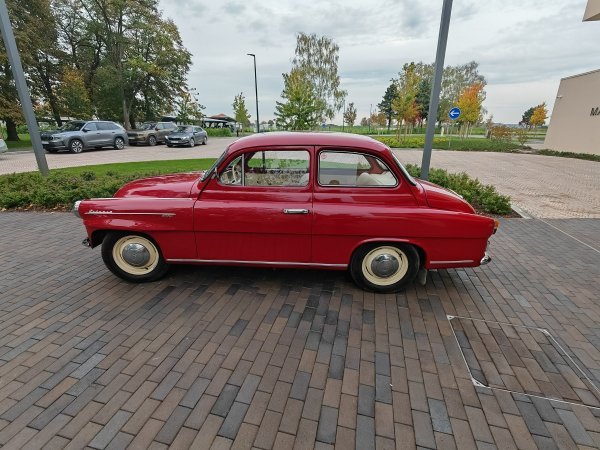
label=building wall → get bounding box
[544,69,600,155]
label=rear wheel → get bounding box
[113,137,125,149]
[101,232,169,282]
[350,243,419,292]
[202,136,207,145]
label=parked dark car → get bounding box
[41,120,128,153]
[127,121,177,146]
[165,126,208,147]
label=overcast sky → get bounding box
[159,0,598,124]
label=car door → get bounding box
[97,122,117,146]
[311,148,419,265]
[193,147,313,263]
[81,122,101,147]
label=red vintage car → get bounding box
[74,132,498,292]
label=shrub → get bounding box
[375,136,521,152]
[489,125,513,141]
[405,164,512,215]
[206,128,233,137]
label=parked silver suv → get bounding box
[40,120,128,153]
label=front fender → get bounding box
[77,197,197,259]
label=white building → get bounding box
[543,0,600,155]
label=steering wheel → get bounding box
[222,160,242,184]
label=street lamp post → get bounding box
[247,53,260,133]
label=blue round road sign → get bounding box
[449,107,461,120]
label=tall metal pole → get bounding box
[247,53,259,133]
[0,0,49,176]
[421,0,453,181]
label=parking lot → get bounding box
[0,212,599,449]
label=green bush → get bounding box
[375,136,521,152]
[206,128,233,137]
[404,164,512,215]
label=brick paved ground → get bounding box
[0,212,599,449]
[1,142,599,219]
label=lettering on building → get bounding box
[591,107,600,116]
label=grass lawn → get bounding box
[4,134,33,150]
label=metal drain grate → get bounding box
[448,315,600,410]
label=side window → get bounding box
[97,122,114,130]
[318,151,397,187]
[83,122,98,131]
[219,150,310,187]
[155,123,164,130]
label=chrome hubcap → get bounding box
[121,243,150,267]
[370,254,399,278]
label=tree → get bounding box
[520,107,535,127]
[360,117,368,127]
[415,78,431,126]
[174,90,205,124]
[455,83,485,137]
[274,68,324,130]
[0,0,62,139]
[343,102,357,127]
[378,83,397,131]
[57,68,92,119]
[392,63,421,137]
[292,32,346,121]
[232,92,250,128]
[530,102,547,128]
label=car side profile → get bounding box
[74,132,498,292]
[41,120,128,153]
[127,121,177,146]
[165,125,208,147]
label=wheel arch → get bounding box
[349,238,427,268]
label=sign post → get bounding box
[0,0,49,176]
[420,0,453,181]
[448,106,461,149]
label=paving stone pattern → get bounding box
[0,212,599,449]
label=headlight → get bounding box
[51,135,62,141]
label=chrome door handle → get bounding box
[283,209,309,214]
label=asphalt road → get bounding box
[1,137,598,219]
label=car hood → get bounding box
[41,130,78,137]
[417,179,475,214]
[114,172,205,198]
[167,132,192,137]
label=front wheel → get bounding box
[101,232,170,282]
[114,137,125,149]
[148,135,157,146]
[350,243,420,292]
[188,138,195,147]
[69,139,84,153]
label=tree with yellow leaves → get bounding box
[455,83,485,137]
[530,102,548,128]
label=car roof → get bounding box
[227,132,389,155]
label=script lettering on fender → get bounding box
[591,107,600,116]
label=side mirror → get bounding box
[82,128,89,132]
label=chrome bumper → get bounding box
[480,253,492,265]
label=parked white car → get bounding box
[0,138,8,154]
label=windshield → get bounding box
[140,122,156,130]
[176,126,193,133]
[59,121,85,132]
[202,147,229,181]
[391,152,417,186]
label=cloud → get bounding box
[159,0,597,123]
